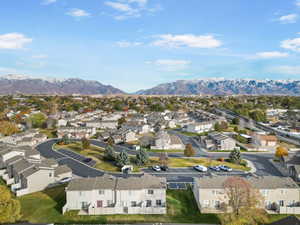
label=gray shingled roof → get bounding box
[67,174,166,191]
[12,159,34,173]
[54,165,72,176]
[195,176,299,189]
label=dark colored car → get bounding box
[160,166,169,171]
[83,158,92,163]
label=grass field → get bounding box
[18,185,220,224]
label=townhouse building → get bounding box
[193,175,300,214]
[63,174,167,215]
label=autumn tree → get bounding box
[219,176,268,225]
[159,152,169,166]
[27,112,47,128]
[0,121,19,136]
[275,146,289,158]
[184,144,196,157]
[81,137,90,149]
[0,186,21,223]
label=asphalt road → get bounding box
[36,135,285,180]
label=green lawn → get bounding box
[18,185,220,224]
[148,149,184,153]
[179,131,208,137]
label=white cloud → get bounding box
[152,34,222,48]
[278,14,298,24]
[42,0,57,5]
[0,33,32,49]
[281,37,300,52]
[32,54,48,59]
[67,9,90,18]
[116,41,142,47]
[296,0,300,7]
[269,65,300,75]
[255,51,289,59]
[147,59,191,71]
[105,1,132,12]
[104,0,160,20]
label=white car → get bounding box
[193,165,208,172]
[152,165,161,172]
[59,177,72,184]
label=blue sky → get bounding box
[0,0,300,92]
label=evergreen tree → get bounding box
[116,151,129,167]
[229,149,241,164]
[104,145,116,161]
[107,136,114,146]
[135,148,149,166]
[62,134,70,145]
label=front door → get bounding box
[97,200,103,208]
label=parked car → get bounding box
[193,165,208,172]
[59,177,72,184]
[152,165,161,172]
[83,158,92,163]
[160,165,169,171]
[219,165,233,172]
[209,166,221,172]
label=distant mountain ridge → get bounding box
[0,75,125,95]
[136,79,300,96]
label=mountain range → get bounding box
[0,75,300,96]
[136,79,300,96]
[0,75,124,95]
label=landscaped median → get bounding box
[53,142,251,172]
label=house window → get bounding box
[146,200,152,207]
[156,200,162,206]
[99,190,105,195]
[261,190,268,196]
[203,200,210,207]
[49,173,52,177]
[79,191,82,196]
[148,190,154,195]
[279,200,284,207]
[107,200,113,207]
[131,201,137,207]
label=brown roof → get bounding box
[259,135,277,142]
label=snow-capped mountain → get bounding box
[0,74,125,95]
[136,79,300,95]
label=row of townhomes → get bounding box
[0,142,72,196]
[63,174,167,215]
[0,129,47,147]
[193,175,300,214]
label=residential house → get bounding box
[193,175,300,214]
[252,133,278,148]
[184,121,214,134]
[200,132,236,151]
[63,174,167,215]
[1,156,72,196]
[57,127,96,139]
[151,131,185,150]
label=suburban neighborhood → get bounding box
[0,94,299,225]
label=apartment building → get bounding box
[63,174,167,215]
[193,175,300,214]
[200,132,236,151]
